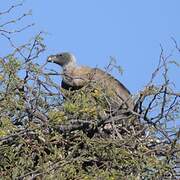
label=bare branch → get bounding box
[0,2,23,16]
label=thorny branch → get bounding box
[0,1,34,35]
[0,2,23,16]
[0,1,179,179]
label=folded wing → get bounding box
[62,66,133,110]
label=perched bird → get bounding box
[47,52,134,110]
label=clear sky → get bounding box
[1,0,180,93]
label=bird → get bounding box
[47,52,134,110]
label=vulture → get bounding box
[47,52,134,110]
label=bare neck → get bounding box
[63,61,77,71]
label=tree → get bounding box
[0,1,179,179]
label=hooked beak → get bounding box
[47,55,56,63]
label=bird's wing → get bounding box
[91,68,131,94]
[62,66,134,109]
[63,66,131,95]
[91,68,134,108]
[62,66,96,87]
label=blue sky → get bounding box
[1,0,180,93]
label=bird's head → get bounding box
[47,52,76,68]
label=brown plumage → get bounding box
[47,52,134,110]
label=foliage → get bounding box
[0,1,179,179]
